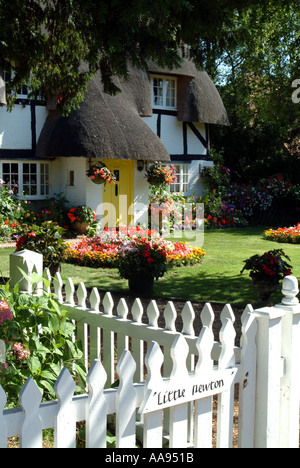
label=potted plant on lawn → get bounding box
[68,205,97,234]
[145,161,177,186]
[117,238,168,295]
[15,221,67,277]
[241,249,292,306]
[87,164,117,185]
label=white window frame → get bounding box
[168,163,190,194]
[0,63,42,100]
[151,75,177,110]
[0,64,11,85]
[1,161,50,199]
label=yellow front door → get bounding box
[102,159,134,227]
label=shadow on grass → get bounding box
[153,269,278,308]
[203,226,268,238]
[63,262,286,309]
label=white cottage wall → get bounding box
[50,157,88,207]
[142,115,207,157]
[0,104,47,150]
[160,116,185,155]
[187,160,213,197]
[186,123,207,155]
[0,106,32,150]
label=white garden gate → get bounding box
[0,249,299,448]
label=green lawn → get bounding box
[2,226,300,307]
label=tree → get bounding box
[208,1,300,183]
[0,0,289,115]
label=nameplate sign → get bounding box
[139,367,237,414]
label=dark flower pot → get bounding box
[252,278,280,307]
[48,263,61,279]
[71,221,90,234]
[128,275,154,296]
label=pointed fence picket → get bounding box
[0,314,249,449]
[50,272,245,399]
[3,251,300,448]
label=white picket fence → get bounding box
[1,250,300,448]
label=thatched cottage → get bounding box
[0,58,229,227]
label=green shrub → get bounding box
[0,280,86,404]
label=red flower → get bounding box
[147,258,154,263]
[16,236,26,250]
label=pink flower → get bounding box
[13,342,30,360]
[0,300,13,324]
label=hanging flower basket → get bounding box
[87,164,116,185]
[90,174,106,185]
[145,162,177,186]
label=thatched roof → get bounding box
[36,58,229,161]
[36,68,170,161]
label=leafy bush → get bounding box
[0,181,26,221]
[0,280,86,404]
[0,181,28,241]
[22,193,70,231]
[15,222,67,270]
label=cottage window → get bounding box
[1,162,50,198]
[40,164,50,195]
[0,62,43,99]
[169,163,189,194]
[151,75,177,109]
[0,64,11,85]
[0,63,28,98]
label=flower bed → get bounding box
[64,226,206,269]
[263,224,300,244]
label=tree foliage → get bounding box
[208,1,300,183]
[0,0,285,115]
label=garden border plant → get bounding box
[15,221,67,274]
[264,224,300,244]
[0,275,86,405]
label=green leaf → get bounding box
[59,320,75,337]
[40,370,56,380]
[28,356,42,375]
[50,363,63,377]
[48,316,60,334]
[49,298,63,315]
[40,380,56,397]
